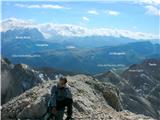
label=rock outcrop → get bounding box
[2,75,154,120]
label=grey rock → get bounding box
[2,75,154,120]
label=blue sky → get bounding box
[1,0,160,36]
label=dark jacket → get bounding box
[50,84,72,107]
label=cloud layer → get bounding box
[145,5,160,16]
[140,0,160,6]
[136,0,160,16]
[1,18,158,40]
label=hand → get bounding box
[52,107,57,115]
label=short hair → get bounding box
[59,77,67,83]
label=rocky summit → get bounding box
[2,75,154,120]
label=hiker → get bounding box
[49,77,73,120]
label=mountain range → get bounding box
[1,21,160,74]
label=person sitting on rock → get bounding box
[50,76,73,120]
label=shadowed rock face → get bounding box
[122,59,160,95]
[1,75,154,120]
[95,59,160,119]
[122,59,160,118]
[1,58,49,104]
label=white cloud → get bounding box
[15,4,65,9]
[88,10,99,15]
[1,18,159,40]
[135,0,160,16]
[82,17,89,21]
[106,10,120,16]
[139,0,160,6]
[145,5,160,16]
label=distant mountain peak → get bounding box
[1,18,36,32]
